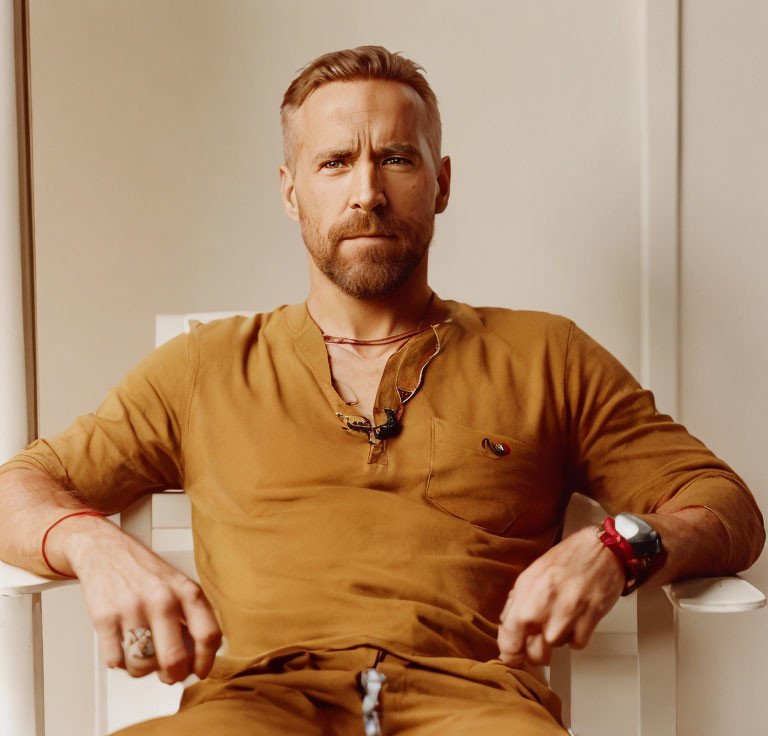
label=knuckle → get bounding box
[198,628,222,648]
[569,630,592,650]
[92,612,120,631]
[145,588,177,614]
[497,620,513,637]
[516,603,542,626]
[178,580,203,602]
[159,648,189,671]
[126,663,155,678]
[524,642,547,665]
[497,616,522,638]
[540,568,559,590]
[559,591,582,615]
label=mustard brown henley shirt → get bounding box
[1,296,764,674]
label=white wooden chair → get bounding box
[1,312,765,736]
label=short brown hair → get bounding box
[280,45,442,173]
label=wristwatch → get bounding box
[599,513,664,596]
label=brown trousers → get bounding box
[110,646,567,735]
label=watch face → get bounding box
[614,513,661,557]
[614,513,651,541]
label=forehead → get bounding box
[294,79,429,151]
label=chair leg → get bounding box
[94,628,108,735]
[549,645,572,731]
[0,592,45,736]
[637,585,677,736]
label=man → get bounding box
[0,46,763,735]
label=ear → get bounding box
[434,155,451,214]
[279,164,300,222]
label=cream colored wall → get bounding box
[25,1,765,734]
[676,2,768,734]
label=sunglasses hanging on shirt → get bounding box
[335,323,446,446]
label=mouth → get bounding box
[343,233,396,240]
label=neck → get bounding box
[305,257,433,340]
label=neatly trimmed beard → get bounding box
[300,210,434,299]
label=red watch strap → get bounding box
[599,516,650,595]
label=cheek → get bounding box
[302,181,348,215]
[297,192,333,228]
[387,170,428,198]
[399,181,435,216]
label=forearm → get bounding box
[634,505,733,587]
[0,467,119,578]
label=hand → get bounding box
[497,525,625,666]
[62,517,222,684]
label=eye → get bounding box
[383,156,411,166]
[321,160,344,170]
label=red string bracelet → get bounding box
[42,510,107,577]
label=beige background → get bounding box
[22,0,767,734]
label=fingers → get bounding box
[524,633,553,665]
[498,580,599,666]
[86,579,216,683]
[497,609,531,661]
[569,613,598,651]
[76,531,221,683]
[499,591,604,666]
[93,612,125,670]
[92,605,159,678]
[498,579,555,665]
[121,619,159,678]
[176,580,223,679]
[542,591,588,648]
[138,578,220,683]
[498,619,553,666]
[145,597,192,684]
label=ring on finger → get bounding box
[122,627,155,659]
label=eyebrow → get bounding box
[312,142,422,166]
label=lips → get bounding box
[345,233,394,239]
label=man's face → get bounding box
[280,80,450,299]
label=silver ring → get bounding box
[123,627,155,659]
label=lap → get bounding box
[109,648,567,736]
[109,695,322,735]
[390,660,567,735]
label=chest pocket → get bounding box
[425,417,540,535]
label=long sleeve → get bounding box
[563,321,764,571]
[0,330,196,512]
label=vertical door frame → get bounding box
[637,1,682,734]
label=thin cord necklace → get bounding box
[322,292,436,346]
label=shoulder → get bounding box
[183,306,298,380]
[186,306,288,349]
[446,300,573,349]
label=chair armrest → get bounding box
[663,574,766,612]
[0,559,79,596]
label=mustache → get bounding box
[327,213,404,242]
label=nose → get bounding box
[349,161,387,212]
